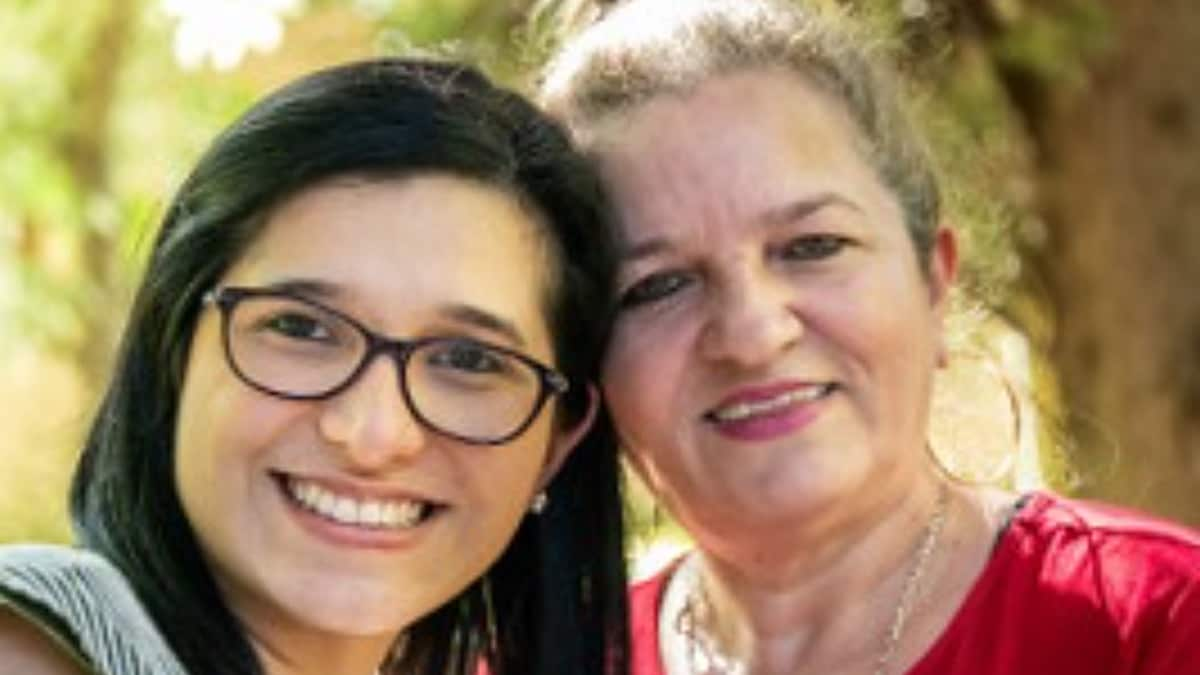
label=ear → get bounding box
[534,383,600,491]
[927,226,959,368]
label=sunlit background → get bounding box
[3,0,1198,563]
[1,0,568,544]
[164,0,301,70]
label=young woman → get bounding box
[544,1,1200,673]
[0,58,627,675]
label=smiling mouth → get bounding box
[705,383,836,423]
[280,476,442,531]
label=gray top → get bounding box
[0,544,188,675]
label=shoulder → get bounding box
[628,556,684,675]
[0,546,100,675]
[0,543,122,579]
[630,566,672,618]
[914,494,1200,673]
[0,606,93,675]
[1002,492,1200,618]
[1012,492,1200,570]
[0,544,132,617]
[629,556,681,627]
[0,544,187,675]
[0,543,119,619]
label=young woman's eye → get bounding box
[779,234,850,261]
[428,341,512,376]
[260,312,335,342]
[618,271,693,309]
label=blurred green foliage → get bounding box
[0,0,613,545]
[0,0,500,543]
[991,0,1113,91]
[2,0,1120,545]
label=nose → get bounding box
[317,353,427,469]
[699,270,802,368]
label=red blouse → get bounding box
[629,493,1200,674]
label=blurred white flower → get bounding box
[901,0,931,20]
[352,0,393,18]
[161,0,303,71]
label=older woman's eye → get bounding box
[618,271,693,309]
[779,234,851,261]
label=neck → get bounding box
[668,476,982,675]
[257,643,388,675]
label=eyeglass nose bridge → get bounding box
[334,332,423,405]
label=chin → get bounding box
[299,602,413,638]
[274,579,426,637]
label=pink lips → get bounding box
[705,380,833,442]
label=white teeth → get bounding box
[381,502,400,527]
[399,501,422,526]
[333,497,356,524]
[318,491,336,515]
[359,501,382,525]
[285,477,429,530]
[710,384,832,423]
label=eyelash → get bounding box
[617,234,853,310]
[259,312,336,343]
[617,270,694,309]
[776,234,852,261]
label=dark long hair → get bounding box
[70,59,627,675]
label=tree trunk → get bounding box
[59,0,139,387]
[1002,0,1200,525]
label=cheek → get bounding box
[602,328,656,430]
[175,378,244,526]
[820,282,940,419]
[459,424,553,557]
[173,337,296,511]
[818,270,937,362]
[600,315,695,457]
[482,415,554,500]
[175,334,230,485]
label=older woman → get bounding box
[0,59,627,675]
[544,1,1200,674]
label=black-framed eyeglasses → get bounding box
[203,286,569,445]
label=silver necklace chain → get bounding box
[675,486,950,675]
[674,567,748,675]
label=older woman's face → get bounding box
[596,70,956,545]
[174,175,587,654]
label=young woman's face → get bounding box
[174,174,587,656]
[595,70,956,552]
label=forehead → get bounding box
[225,174,554,342]
[593,69,893,243]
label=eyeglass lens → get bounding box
[223,293,548,442]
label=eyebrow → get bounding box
[250,278,527,347]
[617,192,859,264]
[257,277,342,298]
[754,192,860,229]
[438,304,527,348]
[617,237,674,265]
